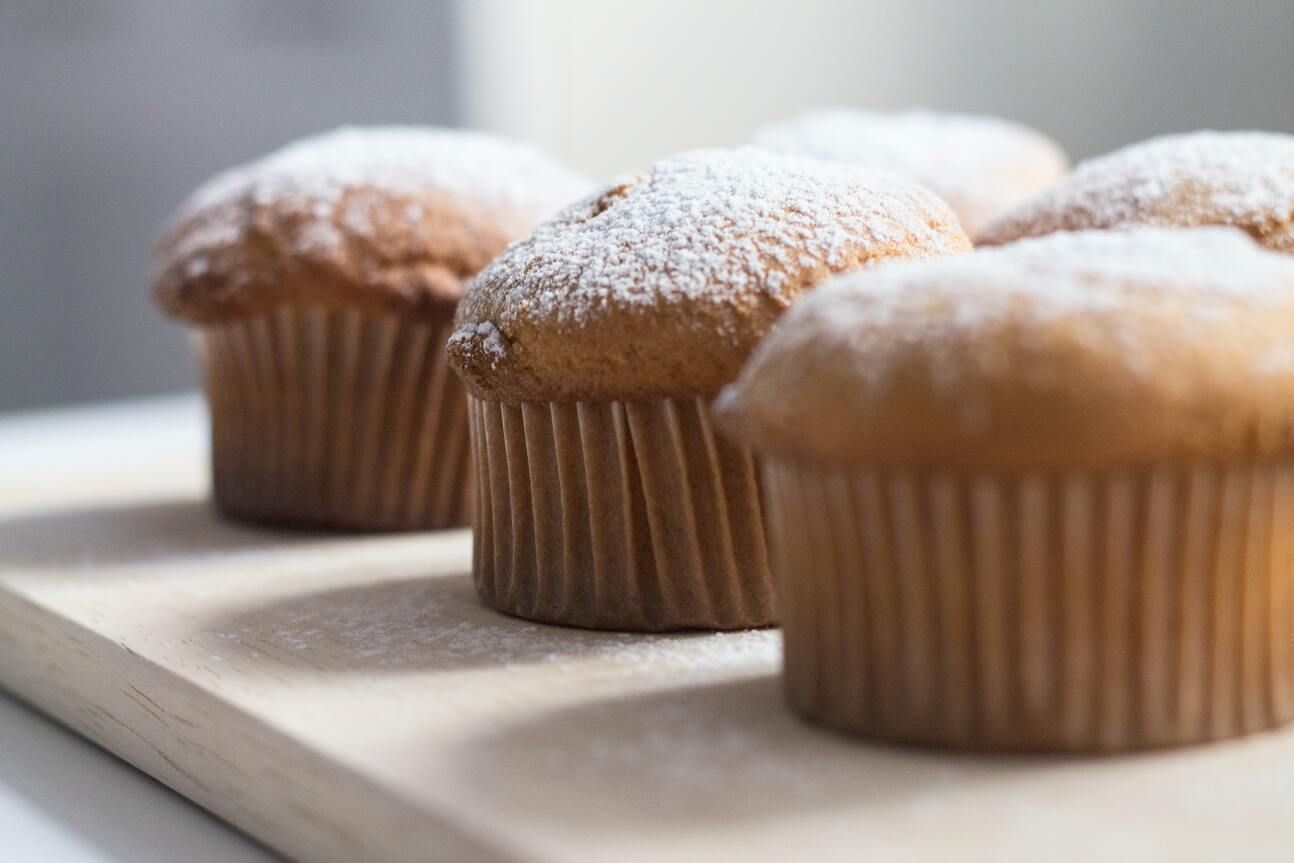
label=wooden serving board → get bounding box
[2,396,1294,862]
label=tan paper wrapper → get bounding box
[467,396,774,631]
[198,307,471,531]
[764,460,1294,750]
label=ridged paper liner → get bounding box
[198,307,471,531]
[467,396,774,631]
[763,460,1294,750]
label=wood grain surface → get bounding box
[1,397,1292,862]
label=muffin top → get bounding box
[752,109,1068,237]
[448,147,970,402]
[977,130,1294,250]
[715,228,1294,470]
[154,126,591,324]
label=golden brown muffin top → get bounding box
[715,228,1294,470]
[153,127,591,324]
[447,148,971,402]
[977,130,1294,250]
[753,108,1069,237]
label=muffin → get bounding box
[716,228,1294,750]
[978,130,1294,250]
[753,108,1068,237]
[155,126,589,531]
[447,148,971,631]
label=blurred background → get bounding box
[3,0,1293,411]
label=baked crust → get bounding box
[753,109,1069,237]
[448,148,971,402]
[977,130,1294,248]
[154,127,590,325]
[715,228,1294,469]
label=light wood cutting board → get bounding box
[1,396,1292,862]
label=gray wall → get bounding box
[928,0,1294,159]
[0,0,459,411]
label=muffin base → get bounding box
[467,396,774,631]
[763,459,1294,750]
[199,307,471,531]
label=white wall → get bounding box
[458,0,1294,181]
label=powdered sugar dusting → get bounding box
[981,130,1294,244]
[448,322,508,369]
[454,147,965,366]
[753,109,1068,234]
[728,228,1294,414]
[164,126,590,267]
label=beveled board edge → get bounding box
[0,584,518,863]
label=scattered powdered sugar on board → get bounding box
[164,125,590,265]
[208,570,779,678]
[982,130,1294,240]
[752,108,1067,231]
[453,673,973,821]
[467,147,962,330]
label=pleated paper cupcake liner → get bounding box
[199,306,471,531]
[467,396,775,631]
[763,459,1294,750]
